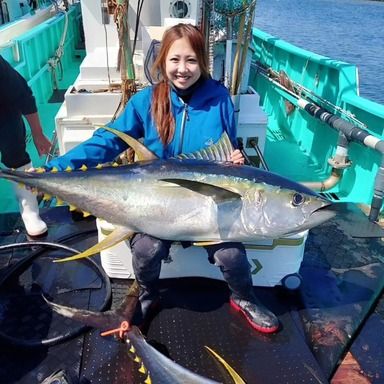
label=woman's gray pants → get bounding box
[130,233,255,318]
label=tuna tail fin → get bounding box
[102,126,159,161]
[54,226,134,263]
[176,131,235,162]
[44,281,140,331]
[205,346,247,384]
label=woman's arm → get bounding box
[45,96,145,171]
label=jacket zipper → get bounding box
[178,100,189,154]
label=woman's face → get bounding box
[165,37,201,90]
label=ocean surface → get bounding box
[253,0,384,105]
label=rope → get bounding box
[112,0,136,119]
[47,4,69,90]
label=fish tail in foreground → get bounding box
[119,325,246,384]
[45,280,245,383]
[44,280,140,331]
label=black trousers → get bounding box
[0,115,30,168]
[130,233,255,316]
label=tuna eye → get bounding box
[292,193,305,207]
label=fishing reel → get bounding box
[160,0,199,23]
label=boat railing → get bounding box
[249,27,384,220]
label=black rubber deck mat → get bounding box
[147,279,329,383]
[78,278,328,384]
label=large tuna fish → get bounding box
[0,129,335,261]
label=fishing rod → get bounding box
[253,61,384,222]
[257,63,368,129]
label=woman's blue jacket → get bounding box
[46,78,236,170]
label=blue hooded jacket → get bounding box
[46,78,236,170]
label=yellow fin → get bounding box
[102,126,158,161]
[134,355,141,363]
[193,241,223,247]
[42,194,52,201]
[53,226,134,263]
[205,346,246,384]
[138,363,147,374]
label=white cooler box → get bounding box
[96,219,308,289]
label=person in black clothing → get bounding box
[0,55,51,237]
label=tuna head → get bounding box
[240,176,335,238]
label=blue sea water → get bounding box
[254,0,384,104]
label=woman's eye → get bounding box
[292,193,305,206]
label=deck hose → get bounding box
[0,230,112,348]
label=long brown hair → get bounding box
[151,23,210,145]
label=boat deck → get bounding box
[0,204,383,384]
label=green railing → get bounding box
[249,27,384,209]
[0,4,83,214]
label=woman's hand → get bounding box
[230,149,245,165]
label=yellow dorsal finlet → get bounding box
[65,166,72,172]
[80,164,88,171]
[42,194,52,201]
[51,167,58,173]
[134,355,141,363]
[138,362,147,374]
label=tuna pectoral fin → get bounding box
[54,226,134,263]
[161,178,241,204]
[205,346,246,384]
[193,241,224,246]
[102,127,158,161]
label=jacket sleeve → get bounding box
[45,98,144,171]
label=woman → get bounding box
[46,24,279,334]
